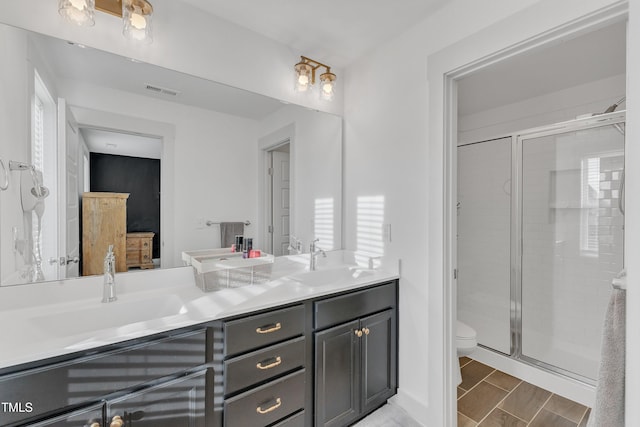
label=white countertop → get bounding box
[0,251,398,370]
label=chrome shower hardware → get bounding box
[0,158,8,191]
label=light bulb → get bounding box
[130,7,147,29]
[298,75,309,86]
[69,0,86,9]
[322,82,333,94]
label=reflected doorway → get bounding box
[266,142,290,256]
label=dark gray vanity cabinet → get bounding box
[313,282,397,427]
[0,279,398,427]
[219,304,308,427]
[0,328,207,427]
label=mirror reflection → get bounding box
[0,23,342,286]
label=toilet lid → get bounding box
[457,321,476,339]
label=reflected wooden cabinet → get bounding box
[82,192,129,276]
[126,232,155,269]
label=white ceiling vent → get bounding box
[145,84,180,97]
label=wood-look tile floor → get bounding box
[458,357,591,427]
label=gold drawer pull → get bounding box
[256,322,281,334]
[256,397,282,415]
[355,329,363,337]
[110,415,124,427]
[257,356,282,370]
[363,327,370,335]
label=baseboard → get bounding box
[389,389,428,426]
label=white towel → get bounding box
[587,287,626,427]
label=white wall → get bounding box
[258,106,342,253]
[344,0,627,425]
[0,0,343,116]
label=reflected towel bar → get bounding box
[206,220,251,227]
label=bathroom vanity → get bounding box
[0,253,398,427]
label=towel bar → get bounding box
[611,269,627,290]
[205,220,251,227]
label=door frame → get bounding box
[259,123,295,255]
[68,106,175,268]
[431,3,629,425]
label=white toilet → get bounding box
[456,320,477,385]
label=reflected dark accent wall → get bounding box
[90,153,160,259]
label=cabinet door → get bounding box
[106,370,206,427]
[314,320,360,427]
[361,309,397,414]
[29,403,104,427]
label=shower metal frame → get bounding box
[461,111,626,386]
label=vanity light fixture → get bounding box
[294,56,337,101]
[58,0,154,43]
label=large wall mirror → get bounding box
[0,22,342,286]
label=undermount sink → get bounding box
[289,266,376,287]
[30,294,187,337]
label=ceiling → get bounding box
[178,0,450,67]
[79,128,163,158]
[32,33,285,121]
[457,20,627,116]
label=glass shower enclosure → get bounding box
[457,112,625,383]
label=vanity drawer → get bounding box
[224,336,305,395]
[314,281,396,330]
[223,370,305,427]
[224,305,305,357]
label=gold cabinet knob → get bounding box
[363,327,370,335]
[355,329,363,337]
[110,415,124,427]
[90,423,101,427]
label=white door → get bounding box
[271,150,290,256]
[57,98,81,278]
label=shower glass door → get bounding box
[457,137,512,355]
[519,120,624,382]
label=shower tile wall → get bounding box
[520,126,624,380]
[457,137,512,354]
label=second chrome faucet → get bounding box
[309,238,326,271]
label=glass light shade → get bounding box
[294,62,313,93]
[319,71,336,101]
[122,0,153,43]
[58,0,95,26]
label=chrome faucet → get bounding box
[102,245,117,303]
[287,235,303,254]
[309,238,326,271]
